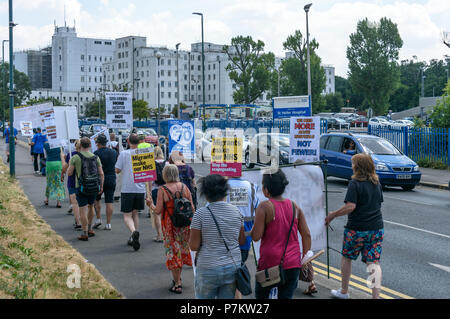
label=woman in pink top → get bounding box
[251,169,311,299]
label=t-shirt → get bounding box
[4,128,17,143]
[94,147,118,177]
[177,164,195,192]
[65,151,78,189]
[191,201,243,269]
[115,149,146,194]
[69,151,102,189]
[344,179,384,231]
[32,133,47,154]
[227,178,259,251]
[44,143,62,162]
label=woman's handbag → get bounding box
[207,207,252,296]
[254,201,296,289]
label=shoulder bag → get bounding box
[207,206,252,296]
[254,200,296,289]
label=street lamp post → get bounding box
[156,51,162,136]
[8,0,16,177]
[304,3,312,114]
[2,40,8,130]
[176,43,181,119]
[217,56,221,104]
[193,12,206,130]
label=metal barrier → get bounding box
[368,125,449,166]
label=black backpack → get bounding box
[77,153,100,196]
[162,184,193,228]
[155,161,166,186]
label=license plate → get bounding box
[396,175,412,180]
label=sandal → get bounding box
[44,200,48,206]
[153,237,163,243]
[169,280,182,294]
[303,283,318,295]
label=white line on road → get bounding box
[384,196,433,206]
[429,263,450,274]
[385,220,450,239]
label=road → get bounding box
[2,140,449,299]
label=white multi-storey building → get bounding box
[52,24,115,93]
[322,64,335,95]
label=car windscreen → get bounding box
[357,137,401,155]
[270,135,290,147]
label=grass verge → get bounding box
[0,158,122,299]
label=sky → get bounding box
[0,0,449,77]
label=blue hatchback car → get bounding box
[320,133,421,190]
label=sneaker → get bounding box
[104,224,111,231]
[131,231,140,251]
[73,223,82,230]
[88,230,95,237]
[127,237,133,246]
[34,171,40,176]
[93,220,102,229]
[331,289,350,299]
[67,206,73,214]
[78,234,89,241]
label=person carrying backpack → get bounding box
[152,164,194,294]
[68,137,104,241]
[169,151,197,209]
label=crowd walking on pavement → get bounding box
[6,127,385,300]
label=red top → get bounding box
[258,199,301,271]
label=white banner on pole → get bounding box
[105,92,133,129]
[14,102,53,130]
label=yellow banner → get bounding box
[211,137,243,163]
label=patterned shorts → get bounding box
[342,228,384,263]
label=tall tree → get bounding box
[84,98,105,119]
[270,30,326,112]
[429,79,450,128]
[347,17,403,115]
[324,92,345,113]
[223,36,275,104]
[133,99,149,120]
[0,63,31,119]
[335,75,364,110]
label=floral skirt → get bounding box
[45,161,66,201]
[162,212,192,271]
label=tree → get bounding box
[149,106,166,119]
[171,102,189,117]
[429,80,450,128]
[223,36,275,104]
[133,99,149,120]
[324,92,345,113]
[270,30,326,112]
[347,17,403,115]
[0,62,31,119]
[27,97,64,106]
[335,75,364,110]
[84,98,105,119]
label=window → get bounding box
[184,75,187,80]
[184,85,187,90]
[325,136,344,152]
[161,92,164,98]
[146,70,149,77]
[146,81,149,88]
[125,51,128,58]
[136,61,139,68]
[161,70,165,76]
[213,84,216,90]
[168,92,171,98]
[147,92,150,99]
[141,61,144,67]
[94,56,97,62]
[94,40,102,44]
[191,85,194,90]
[89,55,91,62]
[184,95,188,100]
[213,74,216,80]
[191,65,194,71]
[105,41,112,45]
[197,55,201,61]
[208,75,211,80]
[168,70,172,77]
[168,59,171,66]
[95,67,97,72]
[81,55,85,60]
[69,96,72,102]
[168,82,172,87]
[213,64,216,70]
[161,59,164,65]
[208,65,211,70]
[184,64,187,70]
[198,66,201,71]
[81,76,84,82]
[161,81,165,87]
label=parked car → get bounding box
[83,124,108,138]
[351,116,368,127]
[327,118,350,130]
[136,128,158,145]
[392,120,414,128]
[368,117,390,128]
[320,133,421,190]
[245,133,290,168]
[79,125,91,137]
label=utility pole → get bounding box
[193,12,206,130]
[304,3,312,114]
[2,40,8,130]
[156,51,161,135]
[8,0,16,177]
[176,43,181,119]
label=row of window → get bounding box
[81,76,103,83]
[80,55,113,62]
[94,40,112,45]
[81,66,102,73]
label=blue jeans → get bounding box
[195,264,236,299]
[255,267,300,299]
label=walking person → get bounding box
[226,175,259,299]
[115,133,147,251]
[325,153,384,299]
[62,140,82,230]
[30,128,47,175]
[251,169,311,299]
[3,123,17,163]
[67,137,104,241]
[169,151,197,209]
[148,146,165,242]
[189,174,246,299]
[29,128,37,163]
[151,164,194,294]
[43,141,66,208]
[93,134,118,231]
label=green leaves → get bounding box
[132,99,149,120]
[347,17,403,115]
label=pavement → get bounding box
[419,167,450,190]
[0,138,372,299]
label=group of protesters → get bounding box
[8,124,385,300]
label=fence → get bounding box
[79,118,328,136]
[368,125,449,166]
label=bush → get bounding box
[417,159,449,170]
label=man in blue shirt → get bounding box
[30,127,47,175]
[4,123,18,163]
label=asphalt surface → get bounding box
[2,139,449,299]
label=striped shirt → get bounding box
[191,201,243,269]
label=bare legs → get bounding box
[123,210,139,233]
[171,267,182,287]
[340,256,381,299]
[70,194,80,225]
[153,211,163,240]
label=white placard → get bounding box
[39,107,63,149]
[289,117,320,163]
[20,121,33,137]
[14,102,53,130]
[90,129,111,153]
[243,165,327,257]
[53,107,80,140]
[105,92,133,129]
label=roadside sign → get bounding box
[272,96,311,119]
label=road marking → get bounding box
[384,196,433,206]
[384,220,450,239]
[312,260,414,299]
[429,263,450,274]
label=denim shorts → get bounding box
[195,264,237,299]
[68,187,77,195]
[342,228,384,263]
[255,267,300,299]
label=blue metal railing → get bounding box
[368,125,449,166]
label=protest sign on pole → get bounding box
[20,121,33,137]
[168,120,195,159]
[210,137,243,177]
[39,107,62,149]
[130,147,157,183]
[289,116,320,163]
[13,102,53,130]
[105,92,133,129]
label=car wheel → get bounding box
[245,152,254,169]
[401,185,415,191]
